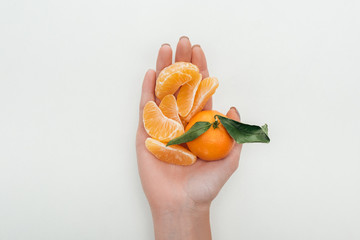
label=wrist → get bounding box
[151,201,211,240]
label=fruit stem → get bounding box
[212,117,220,129]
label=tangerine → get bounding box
[185,110,234,161]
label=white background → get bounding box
[1,0,360,239]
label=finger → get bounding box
[156,44,173,78]
[203,98,213,110]
[139,69,156,123]
[191,45,209,78]
[226,106,240,122]
[175,36,192,62]
[224,107,242,172]
[224,143,242,173]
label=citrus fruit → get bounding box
[177,73,202,117]
[143,101,184,142]
[145,138,197,165]
[185,110,234,161]
[159,94,182,125]
[183,77,219,122]
[155,62,200,100]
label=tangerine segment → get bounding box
[143,101,184,142]
[155,62,200,100]
[159,94,182,125]
[177,72,202,117]
[185,110,234,161]
[183,77,219,122]
[145,138,197,166]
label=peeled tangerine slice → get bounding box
[145,138,197,166]
[183,77,219,122]
[155,62,200,100]
[143,101,184,142]
[159,94,182,125]
[177,72,202,117]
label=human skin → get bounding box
[136,36,242,240]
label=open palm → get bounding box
[136,37,242,211]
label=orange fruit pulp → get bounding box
[182,77,219,122]
[185,110,234,161]
[143,101,184,143]
[145,138,196,166]
[155,62,200,100]
[177,73,202,117]
[159,94,182,125]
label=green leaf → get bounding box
[216,115,270,144]
[261,124,269,135]
[166,121,212,146]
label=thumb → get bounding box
[226,106,240,122]
[222,106,242,174]
[137,69,156,146]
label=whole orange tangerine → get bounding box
[185,110,234,161]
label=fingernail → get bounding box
[231,106,240,118]
[179,35,189,40]
[161,43,170,47]
[192,44,201,49]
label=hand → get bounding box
[136,36,242,240]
